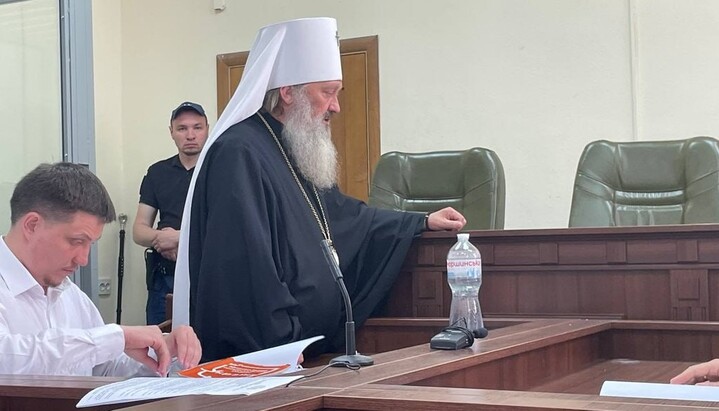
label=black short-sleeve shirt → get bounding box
[139,155,194,230]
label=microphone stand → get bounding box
[320,239,374,367]
[115,214,127,324]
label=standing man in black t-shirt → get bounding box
[133,102,209,325]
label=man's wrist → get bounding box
[424,213,431,231]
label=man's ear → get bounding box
[279,86,294,105]
[20,212,42,238]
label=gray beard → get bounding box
[281,92,338,190]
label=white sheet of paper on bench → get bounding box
[600,380,719,402]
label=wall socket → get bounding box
[98,278,111,296]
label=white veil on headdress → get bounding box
[172,17,343,327]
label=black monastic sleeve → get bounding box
[323,189,425,336]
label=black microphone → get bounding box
[320,239,374,367]
[475,327,489,339]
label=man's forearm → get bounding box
[133,224,158,248]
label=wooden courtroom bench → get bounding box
[116,318,719,410]
[385,224,719,322]
[7,225,719,410]
[2,318,718,410]
[0,375,122,411]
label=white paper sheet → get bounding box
[178,335,325,377]
[228,335,325,372]
[76,335,324,408]
[600,380,719,402]
[76,376,301,407]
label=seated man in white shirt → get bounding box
[0,162,201,376]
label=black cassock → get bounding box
[189,112,425,361]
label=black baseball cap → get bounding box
[170,102,206,122]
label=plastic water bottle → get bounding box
[446,233,485,337]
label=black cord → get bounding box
[449,318,468,328]
[447,317,488,339]
[285,362,361,387]
[441,326,475,345]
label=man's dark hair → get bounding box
[10,162,116,225]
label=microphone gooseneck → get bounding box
[320,239,374,367]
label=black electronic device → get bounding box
[430,326,475,350]
[320,239,374,367]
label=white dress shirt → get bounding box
[0,237,147,376]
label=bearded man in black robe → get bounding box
[173,18,465,362]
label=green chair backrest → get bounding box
[569,137,719,227]
[368,147,505,230]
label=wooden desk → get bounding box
[385,224,719,321]
[0,375,121,411]
[7,225,719,410]
[113,319,719,410]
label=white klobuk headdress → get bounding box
[173,17,343,327]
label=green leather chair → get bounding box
[569,137,719,227]
[368,147,505,230]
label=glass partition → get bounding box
[0,0,63,234]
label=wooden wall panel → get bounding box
[710,269,719,320]
[538,243,558,264]
[384,269,413,317]
[516,272,579,313]
[558,241,608,264]
[622,271,672,319]
[607,329,719,362]
[478,244,494,265]
[576,271,626,315]
[625,239,678,263]
[480,273,517,313]
[670,269,708,320]
[386,226,719,321]
[412,271,444,317]
[677,239,699,262]
[606,241,628,263]
[698,238,719,262]
[493,243,541,265]
[412,334,600,391]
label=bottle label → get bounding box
[447,259,481,268]
[447,258,482,279]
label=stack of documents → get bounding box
[77,336,324,408]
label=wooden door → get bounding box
[216,36,380,202]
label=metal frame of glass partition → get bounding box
[59,0,98,300]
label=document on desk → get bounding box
[76,376,301,407]
[76,335,324,408]
[179,335,324,377]
[600,380,719,402]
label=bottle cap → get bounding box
[457,233,470,241]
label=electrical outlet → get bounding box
[98,278,111,296]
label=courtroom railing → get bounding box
[384,224,719,322]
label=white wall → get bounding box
[92,0,127,322]
[91,0,719,324]
[634,0,719,139]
